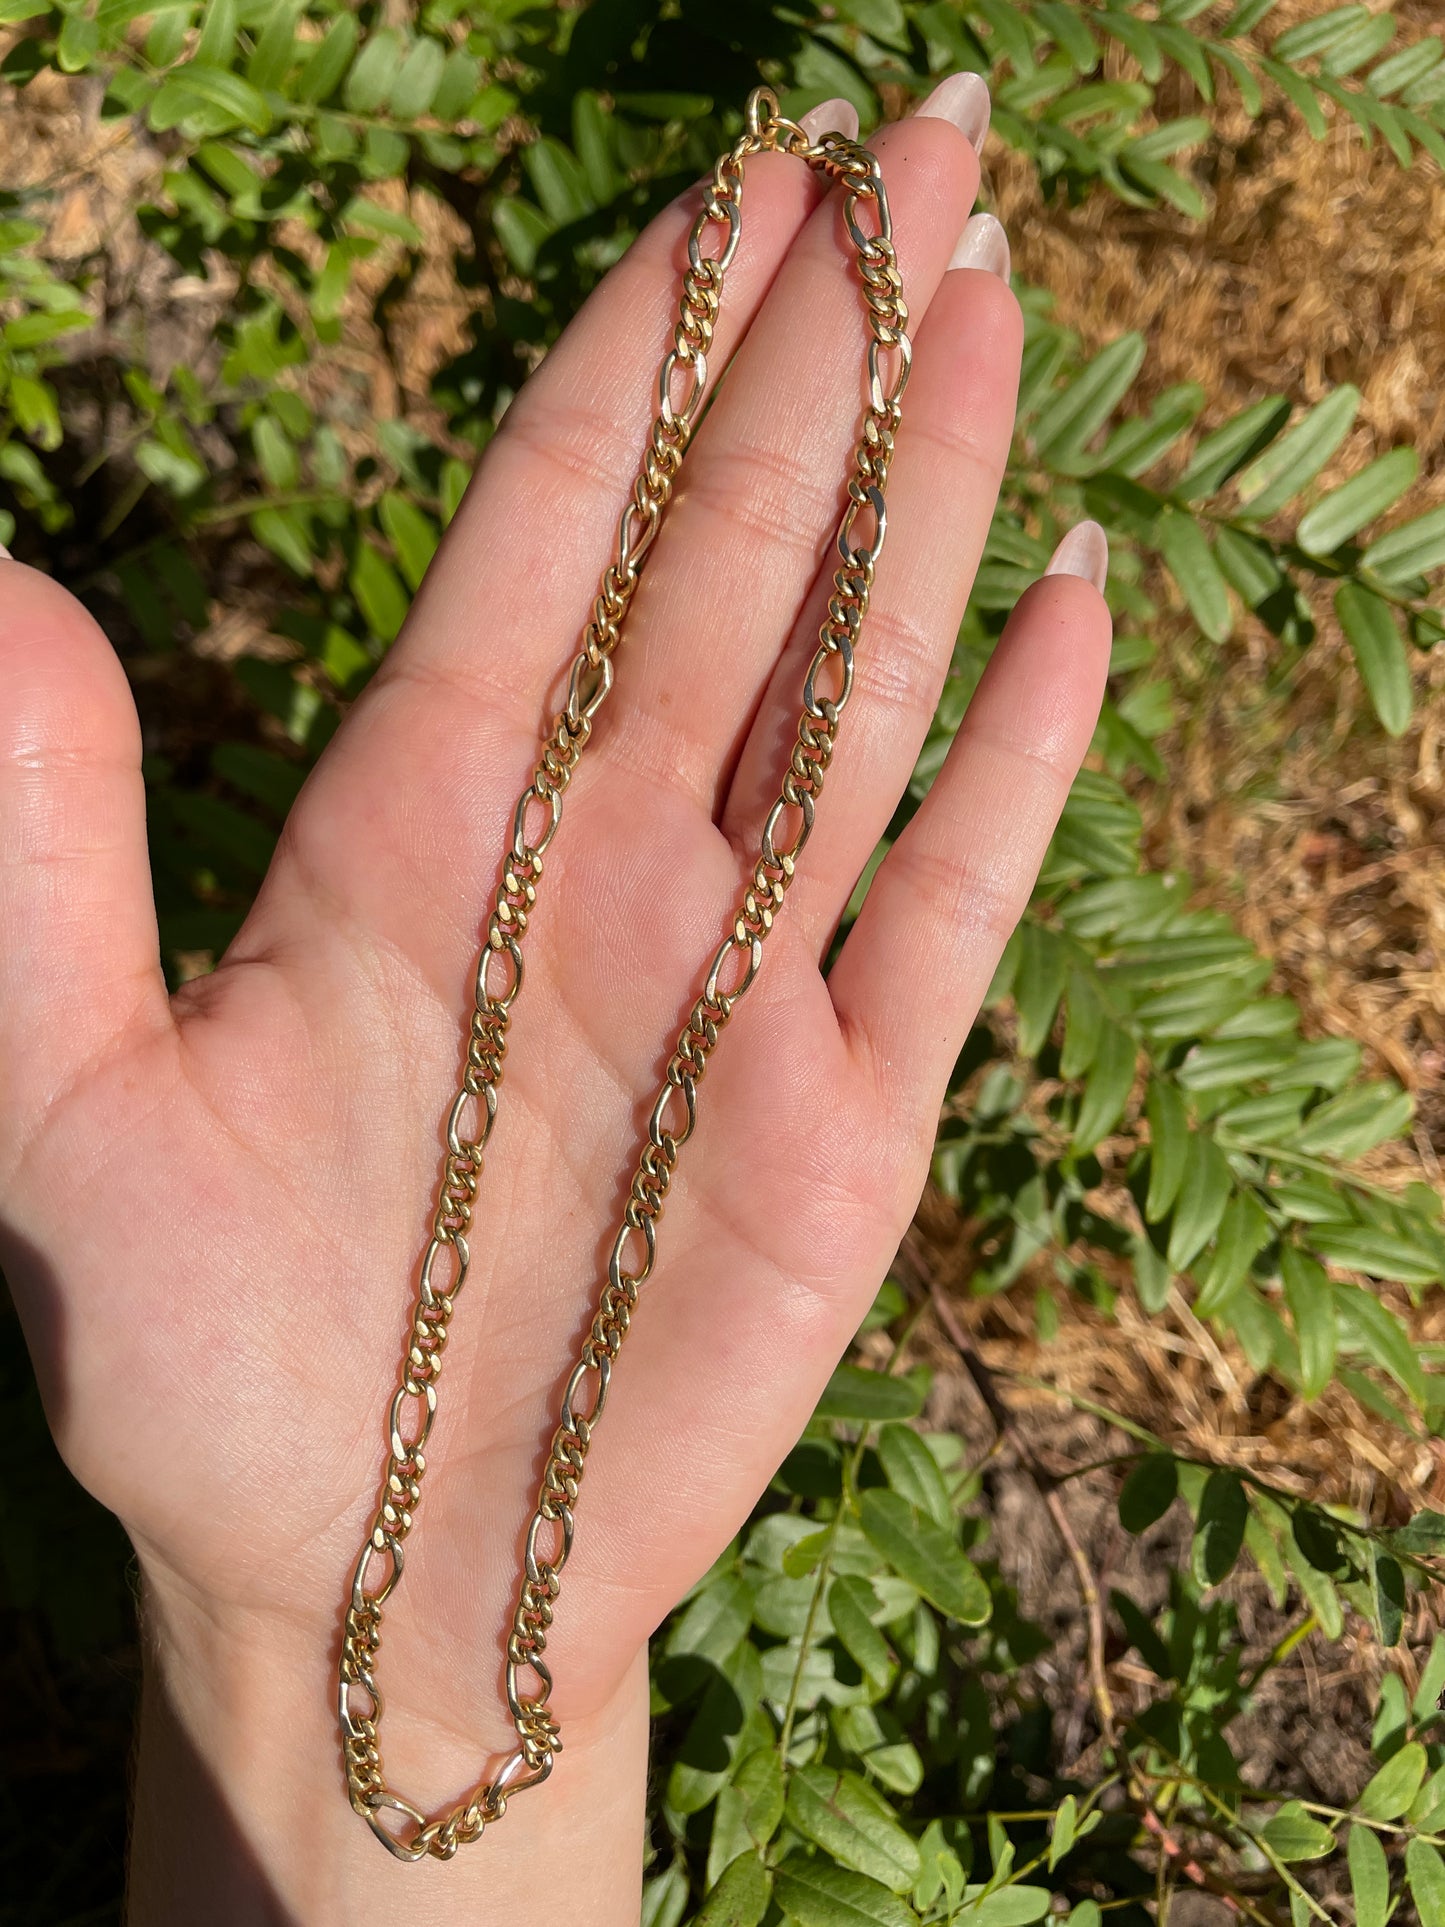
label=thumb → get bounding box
[0,554,170,1175]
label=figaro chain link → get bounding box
[338,85,911,1862]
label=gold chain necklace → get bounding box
[337,85,912,1863]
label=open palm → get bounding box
[0,88,1109,1915]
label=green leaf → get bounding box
[1313,1222,1441,1290]
[1289,1079,1413,1159]
[734,1746,785,1843]
[1234,384,1360,519]
[1210,38,1266,113]
[378,492,439,593]
[1014,921,1066,1056]
[295,12,357,103]
[1119,155,1207,221]
[1098,382,1207,478]
[1214,524,1284,606]
[252,414,298,491]
[1035,0,1098,71]
[1126,115,1213,163]
[1373,1548,1405,1647]
[2,308,91,348]
[1192,1469,1248,1586]
[151,64,273,134]
[1145,1078,1191,1222]
[1297,447,1419,555]
[1285,1528,1344,1638]
[1281,1246,1337,1399]
[350,542,410,643]
[1061,964,1104,1079]
[1167,1132,1232,1272]
[1362,503,1445,583]
[194,0,236,68]
[858,1490,990,1625]
[1176,395,1291,498]
[1407,1839,1445,1926]
[525,136,595,224]
[876,1425,953,1527]
[666,1571,754,1667]
[56,10,99,69]
[343,195,424,245]
[250,506,314,578]
[1348,1821,1391,1927]
[1177,1036,1297,1093]
[816,1365,924,1423]
[1334,1284,1426,1409]
[696,1853,770,1927]
[1274,5,1367,62]
[8,373,60,447]
[772,1857,918,1927]
[1370,37,1443,99]
[1261,1801,1336,1862]
[1100,8,1163,81]
[246,0,298,93]
[1049,1793,1078,1869]
[1359,1740,1427,1820]
[1073,1019,1136,1153]
[391,36,445,119]
[1388,1509,1445,1556]
[573,90,619,203]
[1414,1634,1445,1718]
[1119,1454,1178,1533]
[1321,12,1396,78]
[433,48,482,122]
[1158,510,1232,641]
[643,1863,688,1927]
[492,197,553,275]
[959,1887,1051,1924]
[344,27,401,113]
[787,1767,921,1893]
[1032,332,1147,465]
[1133,1230,1173,1315]
[212,743,304,819]
[829,1575,893,1689]
[1336,583,1412,737]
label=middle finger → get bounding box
[590,79,990,818]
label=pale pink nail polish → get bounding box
[798,96,860,143]
[916,71,991,154]
[1045,521,1110,594]
[948,211,1010,280]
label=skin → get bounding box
[0,93,1111,1925]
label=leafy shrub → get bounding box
[3,1,1445,1920]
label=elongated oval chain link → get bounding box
[338,85,911,1863]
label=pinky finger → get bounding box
[828,523,1113,1127]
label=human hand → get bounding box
[0,75,1110,1924]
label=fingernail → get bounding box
[1045,520,1109,595]
[948,211,1010,280]
[0,542,10,560]
[916,71,991,154]
[798,96,860,143]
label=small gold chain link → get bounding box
[337,85,911,1862]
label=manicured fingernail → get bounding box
[916,71,991,153]
[1045,520,1109,595]
[948,211,1010,280]
[798,96,859,143]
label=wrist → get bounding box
[128,1570,651,1926]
